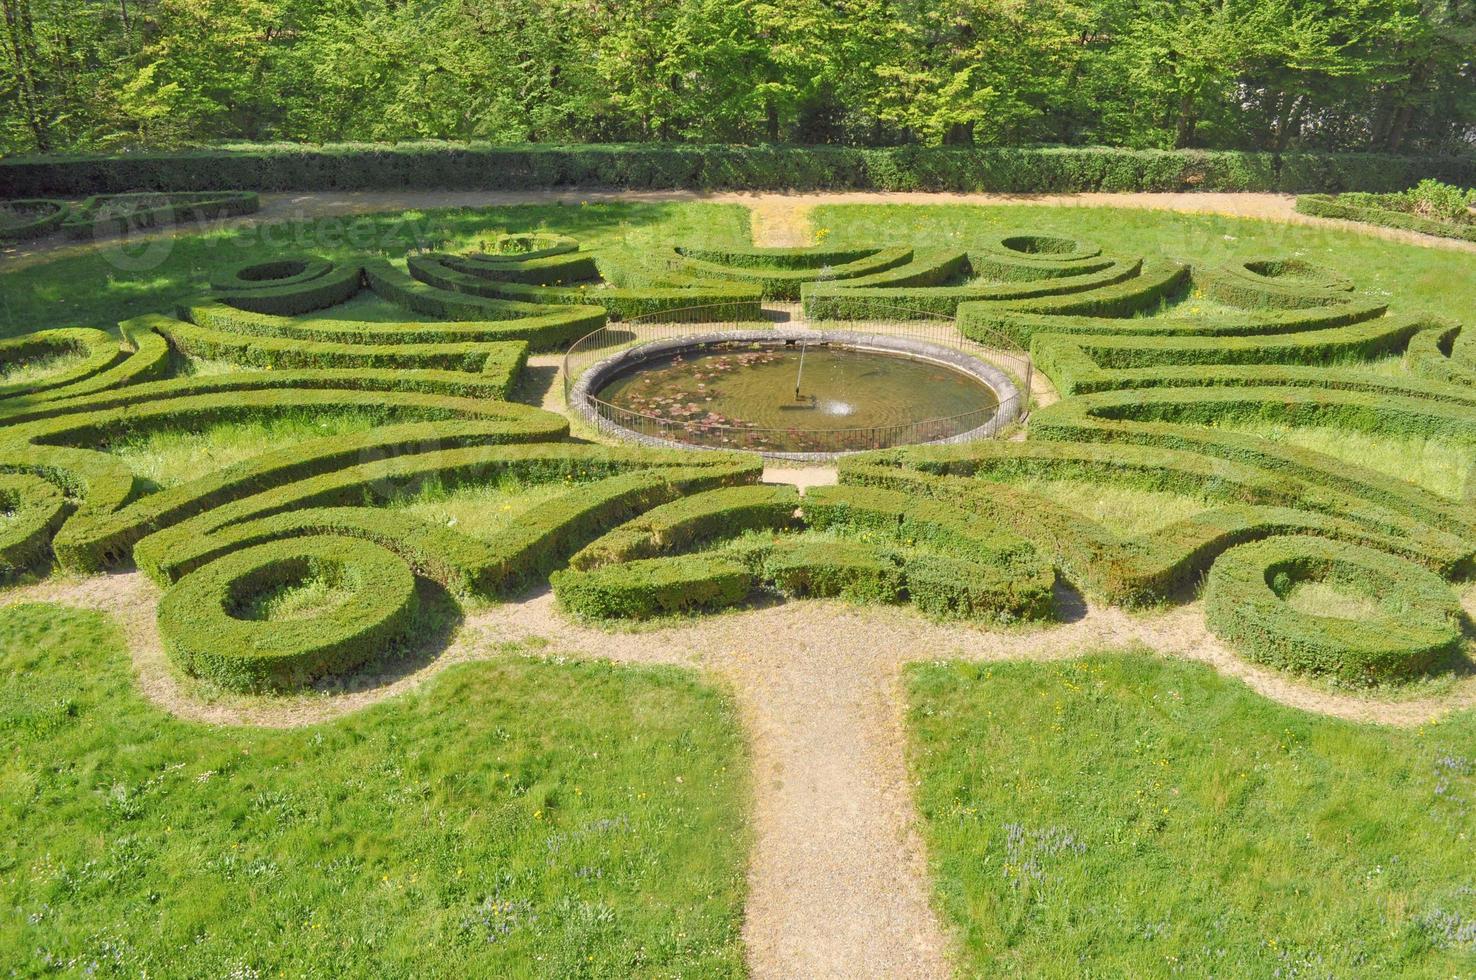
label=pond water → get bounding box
[592,341,1000,453]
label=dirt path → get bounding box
[6,572,1476,978]
[8,189,1476,273]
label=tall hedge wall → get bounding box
[3,143,1475,196]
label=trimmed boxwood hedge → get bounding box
[1296,193,1476,243]
[668,245,914,300]
[551,554,753,620]
[568,483,801,570]
[0,473,68,581]
[406,253,764,321]
[760,539,905,604]
[157,535,420,691]
[214,261,365,315]
[0,198,69,241]
[5,143,1474,195]
[1204,535,1466,684]
[58,191,259,239]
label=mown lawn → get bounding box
[0,201,751,340]
[907,653,1476,975]
[0,603,749,977]
[811,203,1476,325]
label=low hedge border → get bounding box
[568,483,801,570]
[551,554,753,620]
[801,257,1143,319]
[214,262,364,315]
[1204,535,1466,684]
[363,258,609,341]
[1194,261,1355,310]
[445,250,600,286]
[760,539,905,604]
[406,253,764,321]
[1296,193,1476,243]
[157,534,420,691]
[59,191,259,239]
[209,255,334,292]
[0,329,126,403]
[0,198,69,241]
[5,144,1474,195]
[668,245,914,300]
[0,473,68,581]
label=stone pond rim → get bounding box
[569,328,1025,462]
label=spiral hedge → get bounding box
[1203,536,1465,684]
[3,225,1473,689]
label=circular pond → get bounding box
[572,330,1022,459]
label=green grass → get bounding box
[386,478,587,543]
[995,477,1209,537]
[1209,420,1476,501]
[1285,580,1387,620]
[0,202,752,339]
[0,602,748,976]
[907,652,1476,976]
[811,204,1476,324]
[104,411,387,490]
[239,571,360,622]
[0,346,94,385]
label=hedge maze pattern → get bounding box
[2,229,1472,691]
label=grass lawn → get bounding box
[0,202,751,340]
[811,204,1476,325]
[0,603,749,977]
[907,653,1476,976]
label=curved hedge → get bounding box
[0,198,69,241]
[1296,193,1476,243]
[552,554,753,620]
[59,191,259,239]
[157,535,420,691]
[1204,536,1465,684]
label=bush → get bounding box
[157,535,421,691]
[1203,535,1465,684]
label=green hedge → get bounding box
[1204,535,1465,684]
[444,249,600,286]
[0,328,127,402]
[363,259,607,344]
[157,535,420,691]
[0,198,68,241]
[669,245,914,300]
[405,253,763,321]
[214,262,364,315]
[802,257,1143,319]
[568,483,800,570]
[5,143,1475,195]
[760,539,904,604]
[1296,193,1476,243]
[0,473,68,581]
[209,255,335,292]
[58,191,258,239]
[551,554,752,619]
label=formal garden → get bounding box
[2,183,1476,975]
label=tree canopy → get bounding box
[1,0,1472,156]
